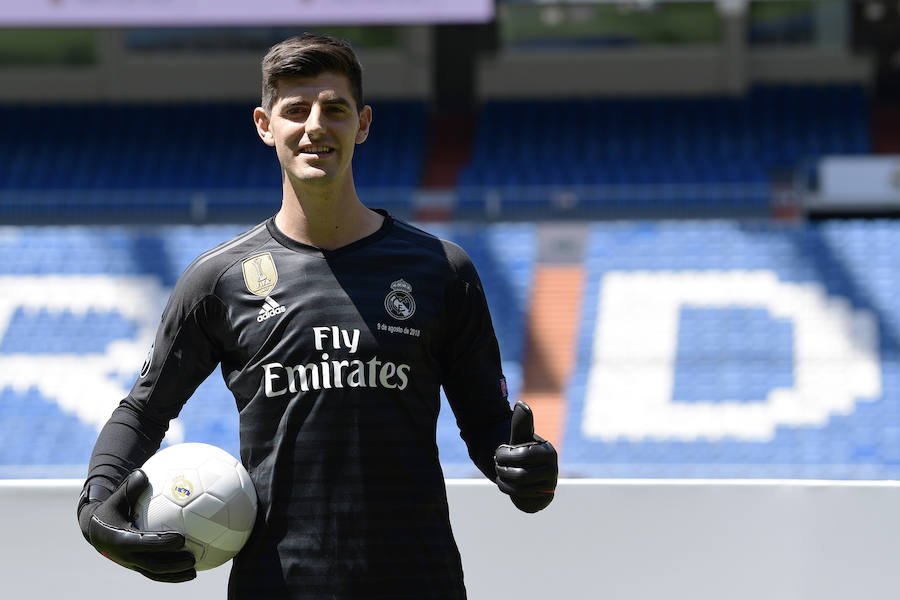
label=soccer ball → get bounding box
[134,442,258,571]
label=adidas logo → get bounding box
[257,296,286,322]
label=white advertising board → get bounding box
[818,155,900,207]
[0,0,494,26]
[3,479,900,600]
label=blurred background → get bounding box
[1,0,899,482]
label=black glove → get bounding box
[77,470,196,583]
[494,401,558,513]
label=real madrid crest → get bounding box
[242,252,278,296]
[171,475,194,502]
[384,279,416,321]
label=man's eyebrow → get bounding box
[280,97,352,110]
[280,99,310,110]
[320,97,352,109]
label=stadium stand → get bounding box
[0,81,884,479]
[0,222,535,478]
[7,217,900,480]
[564,219,899,479]
[0,101,426,222]
[455,85,869,216]
[0,85,870,222]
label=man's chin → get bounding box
[290,168,333,185]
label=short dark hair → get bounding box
[260,33,364,114]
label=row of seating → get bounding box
[566,219,900,478]
[459,85,868,190]
[0,101,426,191]
[0,85,870,218]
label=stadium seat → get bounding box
[0,101,427,220]
[458,85,867,213]
[564,219,900,479]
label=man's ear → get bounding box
[253,107,275,147]
[355,105,372,144]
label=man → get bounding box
[77,33,557,599]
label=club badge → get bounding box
[242,252,278,296]
[384,279,416,321]
[171,475,194,501]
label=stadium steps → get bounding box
[872,103,900,153]
[520,265,584,450]
[420,111,476,189]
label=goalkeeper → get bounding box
[77,33,557,599]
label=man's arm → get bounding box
[440,242,513,479]
[77,272,229,580]
[440,242,558,511]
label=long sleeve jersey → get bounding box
[82,212,513,599]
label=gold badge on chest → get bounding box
[242,252,278,296]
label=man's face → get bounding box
[254,72,371,188]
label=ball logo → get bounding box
[384,279,416,321]
[171,476,194,501]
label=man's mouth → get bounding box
[299,145,334,155]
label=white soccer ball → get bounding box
[134,442,258,571]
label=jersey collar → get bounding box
[266,209,394,258]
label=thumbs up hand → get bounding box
[494,401,558,513]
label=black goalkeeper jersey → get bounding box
[84,211,513,599]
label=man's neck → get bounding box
[274,176,384,251]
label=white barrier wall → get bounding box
[2,479,900,600]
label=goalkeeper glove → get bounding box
[494,401,558,513]
[77,469,196,583]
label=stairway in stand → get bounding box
[518,225,588,454]
[873,102,900,153]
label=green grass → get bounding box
[500,2,722,47]
[0,29,97,66]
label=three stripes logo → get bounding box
[257,296,286,322]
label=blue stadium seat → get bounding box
[459,85,868,211]
[0,86,870,217]
[0,101,427,219]
[565,219,900,479]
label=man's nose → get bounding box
[306,104,325,136]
